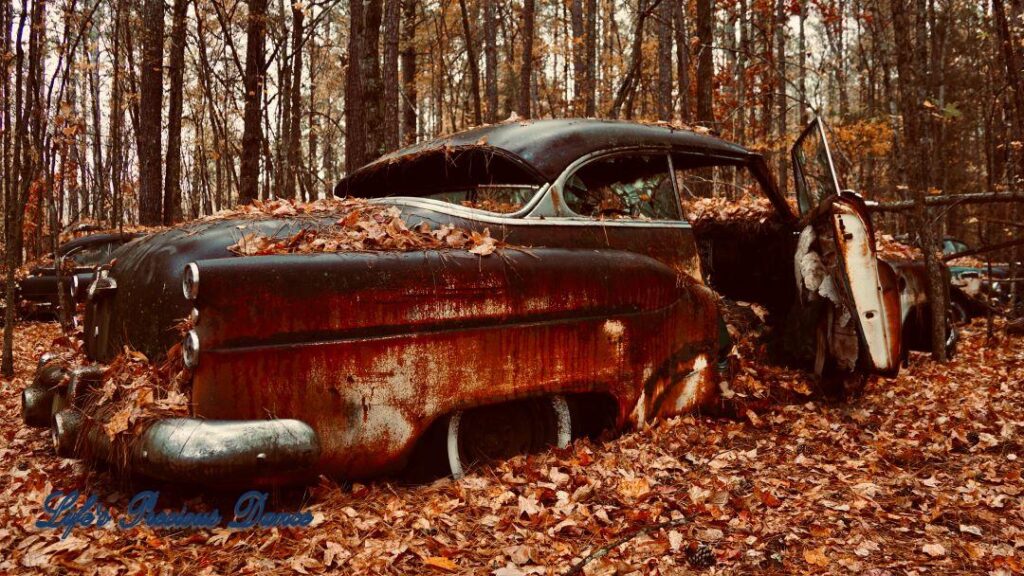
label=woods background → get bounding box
[1,0,1023,267]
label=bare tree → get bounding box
[609,0,659,119]
[570,0,586,115]
[519,0,535,118]
[164,0,188,223]
[890,0,947,361]
[774,0,786,194]
[400,0,417,143]
[484,0,498,122]
[346,0,366,171]
[383,0,401,150]
[138,0,164,224]
[458,0,482,125]
[695,0,714,124]
[656,0,672,120]
[363,0,385,160]
[3,0,43,376]
[239,0,269,204]
[584,0,596,116]
[282,2,304,199]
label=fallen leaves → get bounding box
[1,318,1023,573]
[682,195,783,232]
[802,545,830,567]
[876,233,923,261]
[422,555,458,571]
[223,198,506,257]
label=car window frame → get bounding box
[670,154,769,203]
[790,117,842,216]
[552,148,683,221]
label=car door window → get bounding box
[69,245,109,266]
[674,161,763,201]
[791,118,841,215]
[563,153,680,220]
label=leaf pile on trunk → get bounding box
[225,199,503,256]
[84,346,191,442]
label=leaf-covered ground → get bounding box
[0,319,1021,575]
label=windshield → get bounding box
[69,244,113,266]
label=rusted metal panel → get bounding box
[829,196,903,373]
[188,249,722,478]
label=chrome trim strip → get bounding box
[376,196,692,229]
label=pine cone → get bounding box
[687,543,716,569]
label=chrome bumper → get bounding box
[78,418,322,485]
[24,355,321,485]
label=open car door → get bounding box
[791,118,902,375]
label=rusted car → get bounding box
[16,232,145,318]
[23,118,949,485]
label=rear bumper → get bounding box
[23,356,321,486]
[76,417,322,485]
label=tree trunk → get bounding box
[137,0,164,225]
[673,0,690,121]
[584,0,597,116]
[459,0,483,125]
[890,0,947,361]
[519,0,535,118]
[383,0,401,151]
[2,0,12,235]
[695,0,714,124]
[798,0,807,124]
[86,24,104,220]
[283,3,304,199]
[110,0,125,226]
[401,0,418,143]
[239,0,269,204]
[163,0,187,223]
[3,0,42,376]
[609,0,657,119]
[363,0,385,161]
[570,0,586,116]
[483,0,498,122]
[656,0,672,120]
[775,0,787,195]
[346,0,366,171]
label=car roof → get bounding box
[335,119,756,197]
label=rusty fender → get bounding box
[182,248,724,478]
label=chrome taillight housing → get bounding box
[182,262,199,300]
[182,330,200,369]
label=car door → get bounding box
[791,118,902,374]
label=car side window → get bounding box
[674,162,760,200]
[563,153,680,220]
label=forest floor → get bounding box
[0,319,1021,575]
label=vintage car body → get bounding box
[23,119,946,485]
[17,232,145,316]
[943,237,1012,322]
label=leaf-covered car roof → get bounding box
[335,119,756,198]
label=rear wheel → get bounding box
[446,396,571,479]
[949,299,969,325]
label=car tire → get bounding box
[446,395,571,479]
[949,299,969,326]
